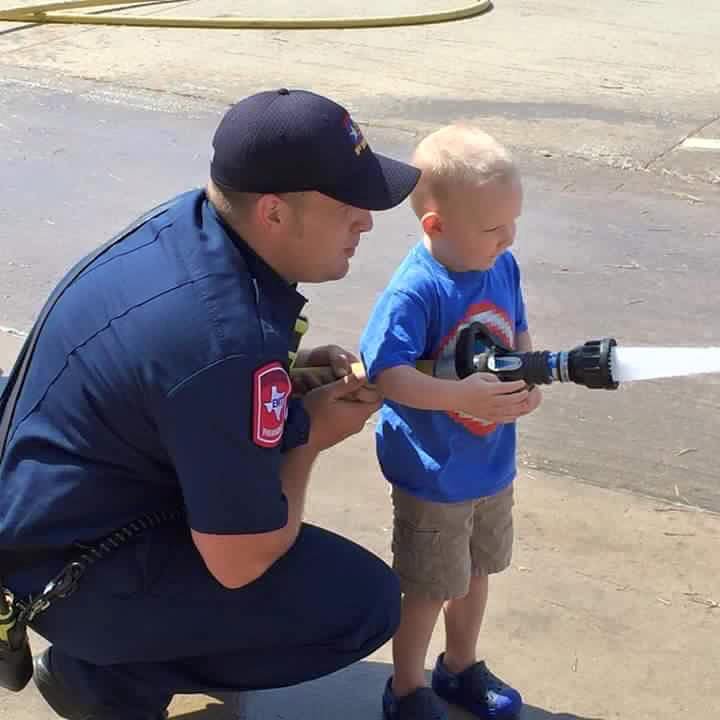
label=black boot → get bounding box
[33,648,168,720]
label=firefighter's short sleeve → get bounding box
[155,355,291,535]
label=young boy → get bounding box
[360,125,543,720]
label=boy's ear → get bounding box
[421,211,443,237]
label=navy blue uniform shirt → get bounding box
[0,189,310,555]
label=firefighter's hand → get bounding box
[303,373,382,451]
[291,345,355,394]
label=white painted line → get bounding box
[0,325,28,338]
[679,137,720,151]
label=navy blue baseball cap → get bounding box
[209,88,421,211]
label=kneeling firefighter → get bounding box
[0,88,420,719]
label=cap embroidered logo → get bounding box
[342,113,368,157]
[252,362,291,448]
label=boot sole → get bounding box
[33,651,97,720]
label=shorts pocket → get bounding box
[391,518,442,586]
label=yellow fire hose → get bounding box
[291,360,435,389]
[0,0,492,29]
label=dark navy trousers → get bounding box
[13,523,400,719]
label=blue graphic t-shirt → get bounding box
[360,242,528,503]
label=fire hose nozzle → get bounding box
[454,322,619,390]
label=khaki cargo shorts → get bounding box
[390,483,515,601]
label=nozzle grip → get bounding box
[477,350,553,385]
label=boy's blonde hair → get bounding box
[410,125,516,217]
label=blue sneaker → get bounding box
[431,654,522,719]
[382,677,448,720]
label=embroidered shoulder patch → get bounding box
[252,361,291,448]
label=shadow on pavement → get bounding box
[170,660,603,720]
[521,708,603,720]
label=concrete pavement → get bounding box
[0,328,24,374]
[1,329,718,719]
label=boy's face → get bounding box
[438,176,523,271]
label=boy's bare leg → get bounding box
[391,593,444,696]
[442,573,489,673]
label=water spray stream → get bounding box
[610,347,720,383]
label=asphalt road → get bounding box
[1,69,719,513]
[1,0,719,512]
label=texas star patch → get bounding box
[252,361,291,448]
